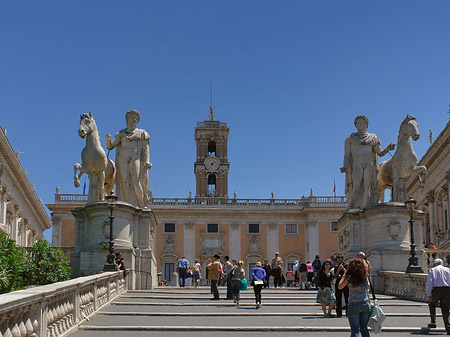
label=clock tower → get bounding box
[194,106,230,198]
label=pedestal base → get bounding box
[70,201,158,289]
[336,203,425,289]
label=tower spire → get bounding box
[209,83,215,121]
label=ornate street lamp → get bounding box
[103,195,118,272]
[405,196,423,273]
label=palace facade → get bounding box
[408,119,450,250]
[0,126,52,245]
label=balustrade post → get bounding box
[106,276,111,301]
[39,300,48,337]
[93,284,98,311]
[74,288,80,325]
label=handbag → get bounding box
[240,277,248,291]
[367,278,385,333]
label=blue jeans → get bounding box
[347,301,371,337]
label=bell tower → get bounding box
[194,105,230,198]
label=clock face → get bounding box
[204,156,220,171]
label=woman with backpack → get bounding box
[229,260,245,307]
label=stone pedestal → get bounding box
[70,201,158,289]
[336,203,425,290]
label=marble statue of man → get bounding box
[105,109,152,208]
[340,115,395,209]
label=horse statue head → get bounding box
[399,115,420,141]
[78,112,98,139]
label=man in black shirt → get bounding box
[333,254,349,317]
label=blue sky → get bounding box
[1,1,450,241]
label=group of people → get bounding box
[176,256,201,287]
[205,254,267,309]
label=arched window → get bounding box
[208,141,216,157]
[208,174,216,192]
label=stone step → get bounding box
[78,325,448,333]
[99,311,437,317]
[112,300,427,307]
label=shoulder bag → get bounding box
[368,278,385,333]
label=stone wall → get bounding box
[0,271,126,337]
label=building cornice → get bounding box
[0,126,51,232]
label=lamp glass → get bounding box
[405,196,417,214]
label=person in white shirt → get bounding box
[426,258,450,334]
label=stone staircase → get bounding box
[71,286,447,336]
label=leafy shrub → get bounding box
[25,239,71,286]
[0,232,71,293]
[0,232,27,293]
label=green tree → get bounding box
[25,240,71,286]
[0,232,27,293]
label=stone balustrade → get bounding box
[55,194,347,207]
[0,271,126,337]
[422,249,450,272]
[379,271,427,302]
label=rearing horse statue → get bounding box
[377,115,426,203]
[74,112,116,201]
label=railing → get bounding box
[152,196,346,206]
[55,194,88,202]
[0,271,126,337]
[54,194,347,207]
[423,249,450,272]
[379,271,427,302]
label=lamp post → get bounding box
[103,195,118,272]
[405,196,423,273]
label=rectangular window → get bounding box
[286,224,297,234]
[164,263,174,282]
[249,224,260,233]
[207,224,218,233]
[331,222,338,232]
[164,223,176,233]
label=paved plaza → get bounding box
[69,285,449,336]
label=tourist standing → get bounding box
[298,260,308,289]
[312,255,323,289]
[306,261,314,289]
[426,258,450,333]
[192,259,201,288]
[230,260,245,307]
[332,254,349,317]
[271,252,283,288]
[263,259,272,288]
[207,254,222,300]
[176,256,189,288]
[223,256,234,300]
[293,260,300,285]
[316,260,336,317]
[251,262,266,309]
[338,258,371,337]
